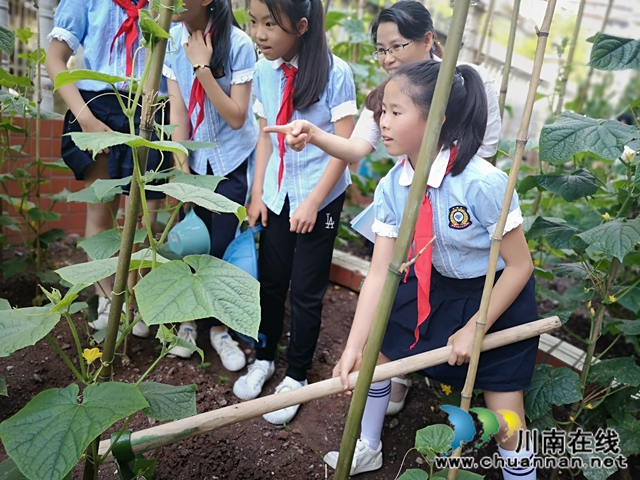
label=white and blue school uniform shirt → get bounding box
[163,25,259,176]
[48,0,149,92]
[372,148,524,278]
[253,55,357,216]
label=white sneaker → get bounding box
[323,438,383,476]
[233,359,275,400]
[132,312,150,338]
[88,296,112,330]
[262,376,307,425]
[210,329,246,372]
[168,322,197,359]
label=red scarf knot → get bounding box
[110,0,148,77]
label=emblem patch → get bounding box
[448,206,472,230]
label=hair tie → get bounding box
[455,71,464,86]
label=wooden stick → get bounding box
[473,0,495,65]
[554,0,586,115]
[497,0,521,119]
[447,1,558,479]
[97,316,560,462]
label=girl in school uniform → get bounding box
[233,0,357,425]
[266,0,502,415]
[46,0,172,338]
[322,61,538,479]
[162,0,259,371]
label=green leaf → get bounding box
[0,216,19,230]
[134,255,260,339]
[397,469,429,480]
[415,424,454,458]
[0,299,10,310]
[325,11,349,31]
[339,18,369,43]
[0,69,32,90]
[68,132,187,160]
[606,318,640,336]
[526,216,586,250]
[56,248,169,286]
[171,174,224,192]
[0,373,6,396]
[589,33,640,71]
[53,70,130,90]
[432,470,484,480]
[613,286,640,313]
[539,112,639,163]
[517,175,539,195]
[524,364,582,420]
[15,28,32,44]
[138,9,171,45]
[0,458,27,480]
[588,357,640,387]
[27,207,60,222]
[177,140,218,151]
[145,183,246,220]
[38,229,66,247]
[0,305,61,357]
[1,258,30,281]
[77,228,147,260]
[607,414,640,457]
[67,177,132,204]
[534,168,599,201]
[552,263,590,280]
[138,382,197,421]
[578,218,640,261]
[233,8,250,26]
[575,451,618,480]
[0,26,15,55]
[0,383,148,480]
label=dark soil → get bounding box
[1,240,639,480]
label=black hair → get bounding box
[370,1,443,59]
[373,60,488,176]
[207,0,241,78]
[261,0,332,110]
[617,112,636,126]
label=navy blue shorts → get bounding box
[381,267,539,392]
[61,90,172,200]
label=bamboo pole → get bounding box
[554,0,586,115]
[334,1,472,477]
[99,0,174,381]
[96,317,560,461]
[497,0,521,119]
[576,0,613,114]
[473,0,494,65]
[447,1,558,479]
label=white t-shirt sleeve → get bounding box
[351,107,380,151]
[477,73,501,158]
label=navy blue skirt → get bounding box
[61,90,172,199]
[381,267,539,392]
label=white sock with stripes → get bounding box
[359,379,391,450]
[498,445,536,480]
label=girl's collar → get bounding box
[398,146,451,188]
[270,55,300,69]
[180,17,215,46]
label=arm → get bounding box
[446,225,534,366]
[333,235,396,389]
[289,115,355,234]
[185,31,251,130]
[45,39,111,152]
[167,78,190,174]
[248,117,272,228]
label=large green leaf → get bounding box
[0,69,32,90]
[589,33,640,71]
[613,286,640,314]
[145,183,246,220]
[606,318,640,336]
[415,424,454,458]
[67,132,187,160]
[539,112,639,163]
[134,255,260,338]
[588,357,640,387]
[526,216,586,250]
[56,248,169,286]
[397,470,429,480]
[552,263,590,280]
[67,177,132,204]
[0,458,27,480]
[575,451,618,480]
[177,141,218,151]
[0,305,61,357]
[607,414,640,457]
[171,173,225,191]
[138,382,197,421]
[534,168,599,201]
[77,229,147,260]
[0,25,15,55]
[53,70,130,90]
[524,365,582,420]
[0,373,6,396]
[0,383,148,480]
[138,9,171,45]
[578,218,640,261]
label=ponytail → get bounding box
[207,0,238,78]
[262,0,331,110]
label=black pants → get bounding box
[192,159,249,328]
[256,193,345,381]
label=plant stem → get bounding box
[46,335,85,383]
[64,312,88,380]
[554,0,586,115]
[135,349,167,386]
[99,414,134,464]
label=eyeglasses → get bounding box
[372,41,413,60]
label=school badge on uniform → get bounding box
[448,205,472,229]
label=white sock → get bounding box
[360,379,391,450]
[498,445,536,480]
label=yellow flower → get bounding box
[533,259,542,267]
[589,307,596,316]
[569,416,575,422]
[602,212,611,221]
[608,295,617,303]
[586,403,593,409]
[440,384,453,396]
[82,348,102,365]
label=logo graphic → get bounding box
[448,205,472,229]
[440,405,520,452]
[325,213,335,229]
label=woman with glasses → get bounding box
[264,0,501,415]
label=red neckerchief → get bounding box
[410,145,458,349]
[110,0,148,77]
[187,24,214,140]
[275,63,297,190]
